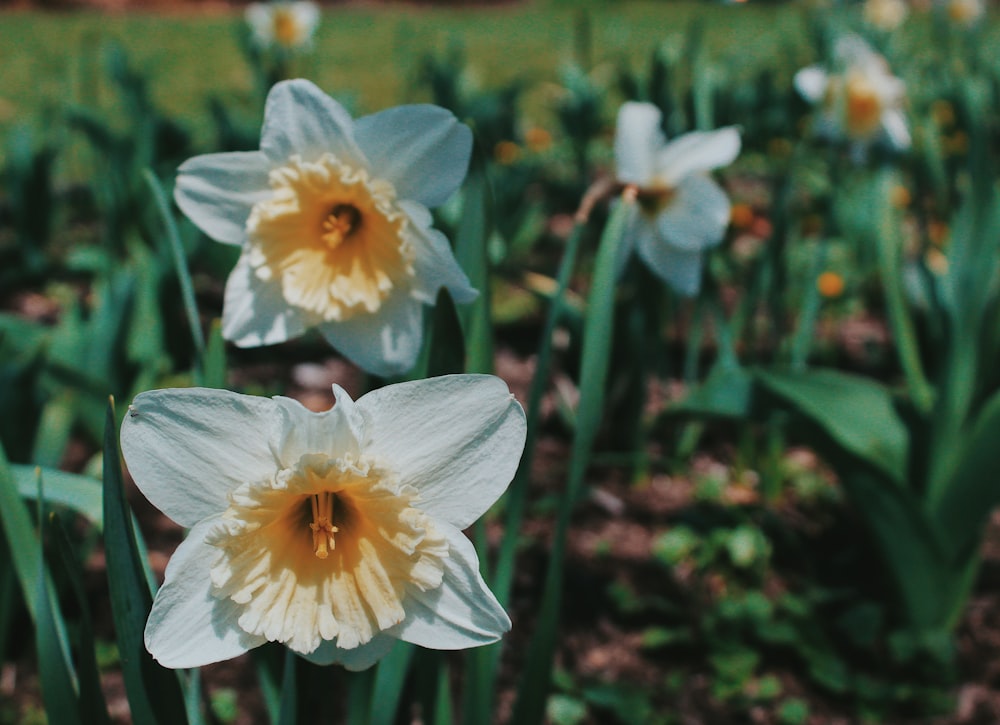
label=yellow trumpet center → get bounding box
[246,154,415,323]
[207,453,448,654]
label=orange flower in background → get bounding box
[730,203,755,230]
[524,127,553,153]
[817,271,846,298]
[494,140,522,165]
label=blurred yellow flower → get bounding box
[890,185,911,208]
[947,0,984,25]
[817,271,845,298]
[524,127,553,153]
[494,140,522,165]
[730,203,755,230]
[864,0,909,30]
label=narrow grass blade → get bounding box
[345,666,374,725]
[31,393,75,468]
[277,649,298,725]
[48,512,112,725]
[455,145,494,375]
[35,475,84,725]
[467,220,586,725]
[103,399,188,725]
[369,641,415,725]
[510,196,632,724]
[0,445,72,661]
[203,319,228,390]
[142,169,205,374]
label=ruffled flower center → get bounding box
[635,181,677,218]
[206,453,449,655]
[246,153,416,322]
[272,8,301,46]
[826,71,884,140]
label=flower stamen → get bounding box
[321,204,361,250]
[309,492,339,559]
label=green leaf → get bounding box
[454,145,494,375]
[13,465,103,526]
[47,512,112,725]
[0,447,73,663]
[511,196,631,725]
[932,389,1000,565]
[102,400,188,725]
[669,363,753,420]
[369,641,413,725]
[35,479,85,725]
[754,368,908,486]
[203,319,228,390]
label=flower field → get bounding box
[3,1,1000,723]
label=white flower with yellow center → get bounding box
[246,1,320,50]
[120,375,526,669]
[174,79,477,376]
[794,36,910,155]
[613,101,741,297]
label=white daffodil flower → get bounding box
[246,1,320,51]
[613,101,741,297]
[121,375,526,670]
[174,79,476,376]
[794,36,910,156]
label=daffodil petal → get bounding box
[356,374,526,530]
[270,385,365,467]
[354,105,472,209]
[392,525,510,649]
[655,174,731,252]
[637,235,705,298]
[794,66,829,104]
[145,518,267,667]
[614,101,664,185]
[260,79,365,166]
[174,151,271,245]
[401,200,478,305]
[882,110,911,150]
[317,290,424,377]
[657,127,741,185]
[121,388,281,526]
[302,634,396,670]
[222,254,314,347]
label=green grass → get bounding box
[0,1,811,148]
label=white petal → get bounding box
[270,386,365,467]
[391,525,510,649]
[145,518,267,667]
[794,66,829,104]
[614,102,664,185]
[400,200,478,306]
[174,151,271,245]
[259,80,365,166]
[356,374,526,530]
[245,4,273,44]
[302,634,396,670]
[354,106,472,209]
[882,110,911,150]
[637,237,705,297]
[121,388,283,527]
[657,127,741,185]
[291,2,320,37]
[221,253,313,347]
[316,290,424,377]
[655,174,732,252]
